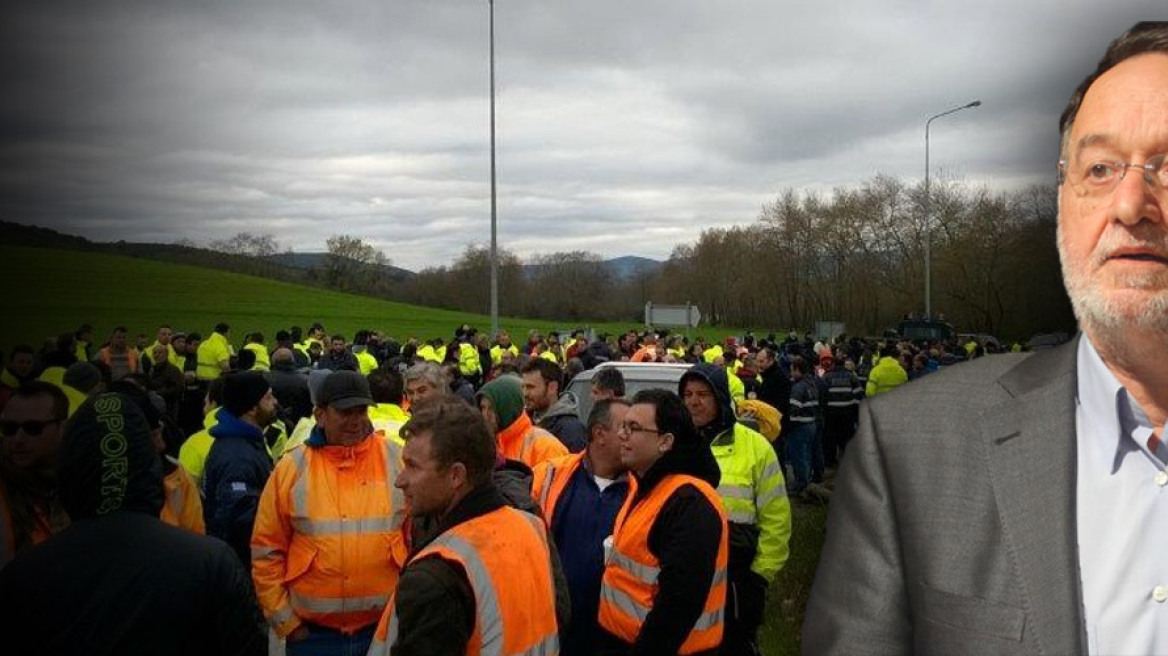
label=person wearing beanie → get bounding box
[596,388,728,656]
[0,381,72,569]
[202,371,277,565]
[476,375,567,469]
[251,370,407,654]
[680,363,790,656]
[0,392,267,655]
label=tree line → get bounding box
[392,174,1076,341]
[2,172,1074,342]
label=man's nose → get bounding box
[1111,166,1164,227]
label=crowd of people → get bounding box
[1,19,1163,656]
[0,313,1009,655]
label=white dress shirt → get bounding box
[1076,335,1168,655]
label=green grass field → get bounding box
[0,244,742,355]
[761,497,829,655]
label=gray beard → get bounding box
[1057,219,1168,363]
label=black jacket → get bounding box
[266,364,312,427]
[0,392,266,656]
[758,362,791,418]
[596,418,725,656]
[393,463,571,656]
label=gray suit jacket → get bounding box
[803,339,1086,656]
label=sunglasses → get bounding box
[0,419,62,437]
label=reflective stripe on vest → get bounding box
[166,481,185,519]
[533,453,586,526]
[277,437,406,628]
[538,463,557,512]
[598,474,728,654]
[378,507,560,656]
[287,439,405,534]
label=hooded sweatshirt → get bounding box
[0,393,266,656]
[534,391,587,453]
[677,361,775,576]
[597,399,724,656]
[477,375,568,467]
[678,364,737,444]
[477,374,525,429]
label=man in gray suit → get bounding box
[804,22,1168,656]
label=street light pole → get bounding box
[488,0,499,338]
[924,99,981,319]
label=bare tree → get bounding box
[209,232,281,258]
[319,234,390,290]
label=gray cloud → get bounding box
[2,0,1164,270]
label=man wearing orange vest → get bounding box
[476,374,568,469]
[0,382,71,570]
[597,388,729,655]
[251,370,408,655]
[532,398,632,656]
[369,400,560,655]
[95,326,140,382]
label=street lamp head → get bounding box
[966,100,982,108]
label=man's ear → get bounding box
[659,432,675,453]
[449,461,468,489]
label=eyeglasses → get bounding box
[618,422,662,436]
[1058,155,1168,199]
[0,419,62,437]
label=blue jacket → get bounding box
[551,461,629,656]
[203,411,273,565]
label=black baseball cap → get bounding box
[318,370,375,410]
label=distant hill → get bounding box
[519,255,663,281]
[0,219,663,300]
[266,251,415,282]
[603,255,664,280]
[271,250,662,282]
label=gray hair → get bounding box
[405,361,443,389]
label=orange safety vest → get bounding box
[251,434,408,637]
[531,452,586,525]
[496,412,568,470]
[370,506,559,656]
[97,347,140,375]
[160,460,205,534]
[598,473,729,654]
[0,479,67,570]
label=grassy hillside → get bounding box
[0,244,731,355]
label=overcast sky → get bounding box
[2,2,1163,271]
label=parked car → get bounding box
[565,362,693,424]
[565,361,764,435]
